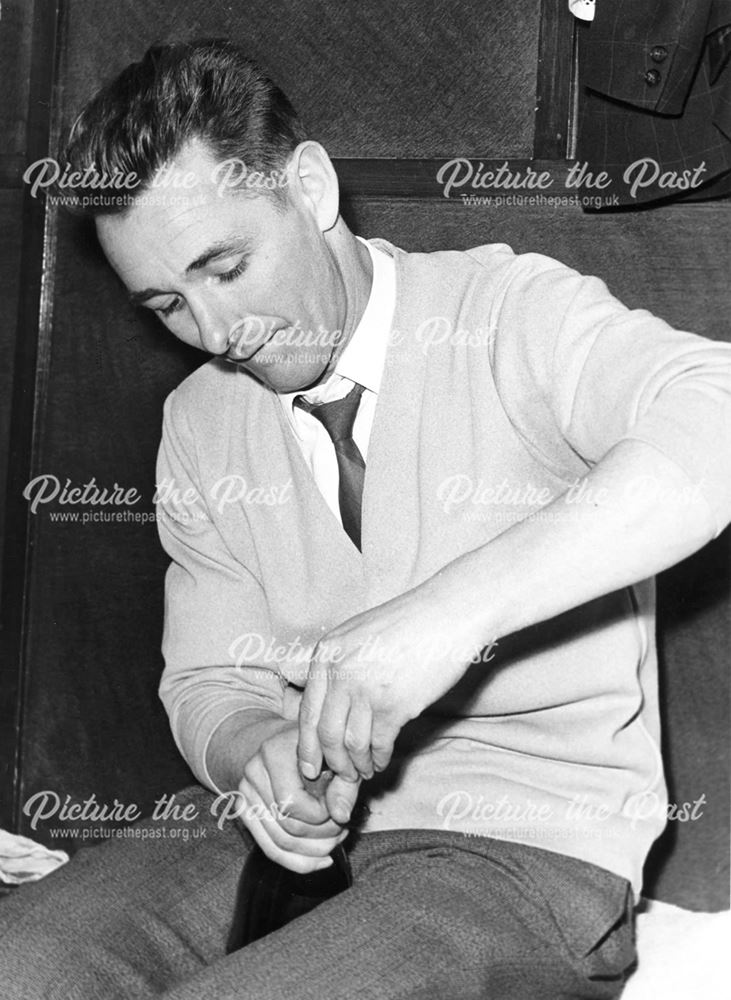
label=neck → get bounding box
[318,221,373,383]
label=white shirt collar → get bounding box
[278,237,396,429]
[332,236,395,396]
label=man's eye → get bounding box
[217,258,247,284]
[157,297,184,318]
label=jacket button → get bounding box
[650,45,668,63]
[644,68,661,86]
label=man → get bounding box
[2,37,730,1000]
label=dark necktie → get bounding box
[294,382,366,550]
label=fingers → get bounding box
[299,636,402,786]
[303,687,395,785]
[343,701,374,779]
[237,770,348,872]
[370,718,397,774]
[315,691,361,782]
[276,811,344,840]
[261,746,330,827]
[297,661,327,780]
[242,750,341,845]
[300,641,375,782]
[270,784,343,837]
[325,773,362,826]
[317,698,375,782]
[243,798,344,873]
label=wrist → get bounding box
[420,567,493,664]
[206,710,293,793]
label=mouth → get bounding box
[225,323,284,365]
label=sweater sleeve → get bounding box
[155,388,287,792]
[489,252,731,536]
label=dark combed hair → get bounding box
[60,38,306,215]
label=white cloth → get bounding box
[278,238,395,523]
[622,897,731,999]
[0,829,69,885]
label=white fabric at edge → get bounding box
[0,829,69,884]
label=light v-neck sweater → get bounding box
[157,240,731,897]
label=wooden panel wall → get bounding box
[57,0,543,158]
[0,0,55,832]
[0,0,36,597]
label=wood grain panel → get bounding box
[0,0,35,184]
[0,0,60,830]
[18,213,200,840]
[57,0,542,160]
[0,191,24,592]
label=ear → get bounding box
[287,141,339,231]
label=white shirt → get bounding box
[278,238,396,523]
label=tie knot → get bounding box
[294,382,364,444]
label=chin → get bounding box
[253,357,333,394]
[256,368,325,394]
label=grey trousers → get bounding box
[0,785,636,1000]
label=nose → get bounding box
[189,298,232,355]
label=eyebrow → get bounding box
[128,238,250,306]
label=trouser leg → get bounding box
[161,829,636,1000]
[0,785,248,1000]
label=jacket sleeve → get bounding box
[580,0,716,114]
[155,388,290,792]
[576,0,731,206]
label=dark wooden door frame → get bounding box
[0,0,63,830]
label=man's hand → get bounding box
[297,580,481,806]
[237,722,359,873]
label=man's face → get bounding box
[96,140,350,393]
